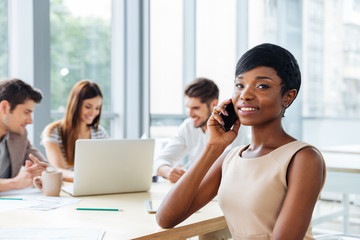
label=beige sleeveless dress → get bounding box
[218,141,325,240]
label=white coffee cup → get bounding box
[33,170,63,196]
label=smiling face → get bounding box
[0,99,35,136]
[232,66,296,127]
[185,97,213,131]
[79,96,102,125]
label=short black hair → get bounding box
[0,78,43,110]
[184,78,219,104]
[235,43,301,99]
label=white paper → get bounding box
[23,196,80,211]
[0,228,104,240]
[0,186,80,211]
[0,186,42,196]
[0,200,34,212]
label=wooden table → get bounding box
[0,182,227,239]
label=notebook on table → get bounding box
[62,139,155,197]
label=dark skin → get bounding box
[156,66,325,240]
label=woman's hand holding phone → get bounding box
[207,99,240,147]
[220,102,238,132]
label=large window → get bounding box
[304,0,360,118]
[0,0,7,78]
[150,0,238,139]
[302,0,360,147]
[248,0,278,47]
[196,0,237,101]
[50,0,111,131]
[150,0,184,138]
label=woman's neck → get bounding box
[78,122,91,139]
[244,121,295,158]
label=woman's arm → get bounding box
[156,99,241,228]
[156,144,227,228]
[44,142,74,182]
[272,147,325,240]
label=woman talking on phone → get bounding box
[156,43,326,240]
[41,80,108,182]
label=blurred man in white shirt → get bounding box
[154,78,249,183]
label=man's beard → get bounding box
[195,119,208,129]
[194,107,212,129]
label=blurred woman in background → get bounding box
[42,80,108,181]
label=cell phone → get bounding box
[219,102,238,132]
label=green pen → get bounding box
[0,197,23,200]
[76,208,122,211]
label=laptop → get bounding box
[62,139,155,196]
